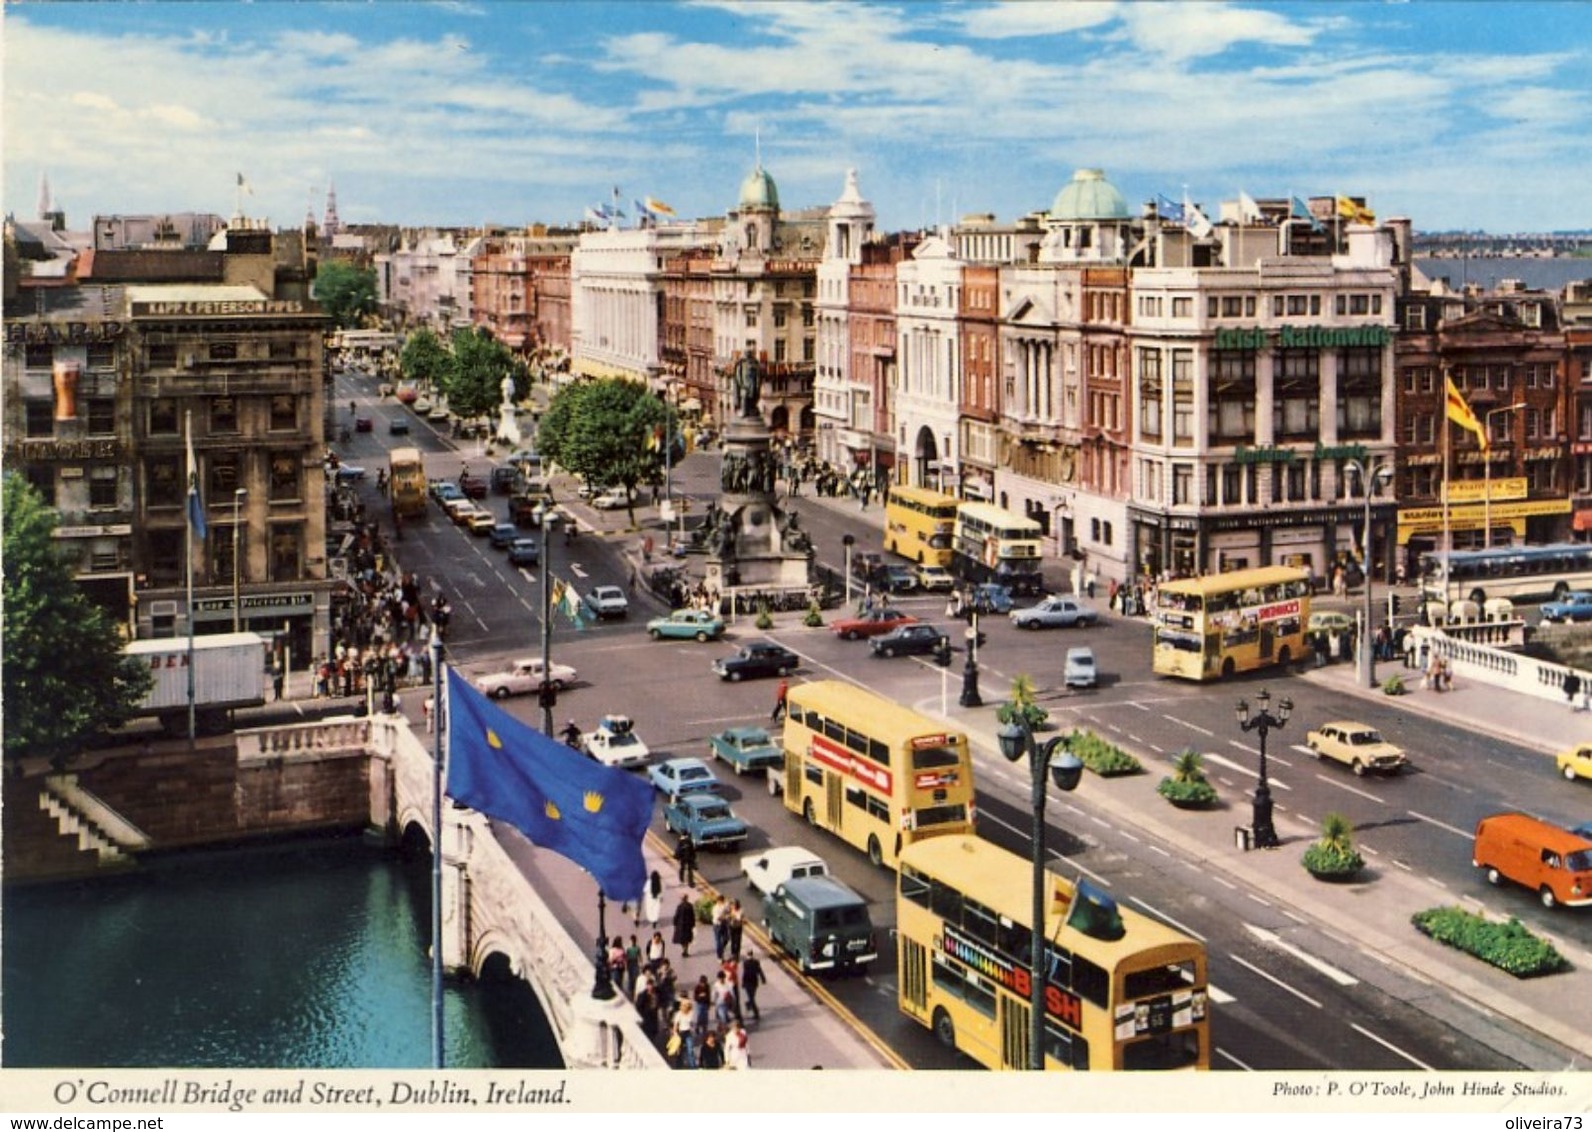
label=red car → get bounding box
[458,473,488,500]
[829,607,918,640]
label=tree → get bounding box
[399,327,452,391]
[537,378,667,524]
[2,475,153,766]
[443,327,516,422]
[313,261,378,328]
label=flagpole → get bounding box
[431,634,445,1069]
[185,410,197,749]
[1441,369,1452,616]
[541,514,556,737]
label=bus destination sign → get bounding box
[940,923,1083,1032]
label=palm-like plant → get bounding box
[997,673,1048,728]
[1171,748,1206,783]
[1158,747,1217,806]
[1303,811,1365,878]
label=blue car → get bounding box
[663,794,748,851]
[488,523,520,549]
[648,757,720,800]
[506,538,540,567]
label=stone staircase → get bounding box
[37,775,151,865]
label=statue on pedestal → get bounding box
[731,352,761,420]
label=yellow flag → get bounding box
[1445,375,1488,452]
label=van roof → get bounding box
[1477,812,1592,850]
[779,875,868,909]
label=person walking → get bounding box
[672,893,697,958]
[696,1028,725,1070]
[645,930,667,973]
[725,1019,750,1069]
[771,678,789,722]
[727,899,745,960]
[642,869,664,928]
[711,970,736,1030]
[624,935,643,998]
[711,895,731,960]
[676,831,697,886]
[690,974,712,1037]
[740,948,765,1022]
[669,998,695,1068]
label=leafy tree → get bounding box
[399,327,452,391]
[2,475,153,766]
[443,327,516,421]
[313,261,378,328]
[537,378,667,524]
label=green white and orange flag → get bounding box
[1445,374,1488,452]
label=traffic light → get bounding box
[538,682,558,710]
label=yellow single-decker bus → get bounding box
[1152,565,1311,681]
[898,834,1209,1071]
[779,680,974,868]
[884,484,959,566]
[388,446,428,520]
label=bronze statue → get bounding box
[730,351,761,419]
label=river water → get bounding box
[2,835,562,1069]
[1414,256,1592,294]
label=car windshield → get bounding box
[608,734,639,748]
[1350,731,1382,745]
[696,804,731,820]
[680,767,709,780]
[1567,850,1592,872]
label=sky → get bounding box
[4,1,1589,236]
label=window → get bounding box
[1286,295,1309,316]
[25,465,55,507]
[775,339,787,362]
[210,396,238,434]
[211,527,238,584]
[1138,349,1162,439]
[85,397,116,436]
[208,450,240,498]
[147,342,177,368]
[1337,349,1382,438]
[1273,350,1320,439]
[1405,305,1427,331]
[269,451,300,502]
[25,343,53,368]
[744,309,758,328]
[1173,464,1194,505]
[1209,351,1255,442]
[269,394,296,432]
[25,400,54,438]
[89,467,118,508]
[209,341,238,361]
[146,455,182,508]
[148,398,178,435]
[147,529,182,587]
[270,524,302,582]
[269,340,296,360]
[1222,464,1242,506]
[1171,297,1192,318]
[87,342,116,369]
[774,308,787,329]
[1171,350,1194,445]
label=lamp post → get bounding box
[959,611,982,708]
[1484,402,1526,549]
[231,488,248,632]
[1235,689,1291,849]
[591,890,615,1001]
[1344,459,1392,689]
[996,717,1084,1070]
[842,534,855,608]
[540,513,559,738]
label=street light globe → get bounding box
[997,720,1028,763]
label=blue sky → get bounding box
[4,1,1588,235]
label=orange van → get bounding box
[1472,813,1592,909]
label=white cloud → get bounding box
[946,0,1120,40]
[1121,2,1318,61]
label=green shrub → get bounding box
[996,674,1049,730]
[802,601,824,628]
[754,602,774,630]
[1302,812,1364,877]
[1070,729,1143,777]
[1382,674,1407,696]
[1411,906,1569,978]
[1157,776,1218,805]
[695,895,717,924]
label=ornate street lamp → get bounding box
[842,534,855,608]
[959,612,983,708]
[1235,689,1291,849]
[997,717,1084,1070]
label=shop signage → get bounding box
[194,591,315,615]
[131,300,307,317]
[1233,441,1369,465]
[6,438,123,462]
[1214,325,1392,351]
[6,321,125,344]
[1442,477,1526,504]
[1396,498,1569,538]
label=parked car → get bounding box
[648,756,721,799]
[1010,595,1099,630]
[712,642,800,681]
[473,657,578,699]
[1305,721,1407,776]
[880,565,918,594]
[584,586,629,619]
[708,726,783,776]
[915,564,955,592]
[1541,592,1592,624]
[1556,741,1592,783]
[870,624,948,659]
[488,522,521,549]
[388,417,410,435]
[740,846,829,898]
[830,607,917,640]
[506,538,540,567]
[583,714,650,769]
[354,415,373,433]
[591,487,631,511]
[1064,646,1098,688]
[647,608,726,642]
[663,793,748,851]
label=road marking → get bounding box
[1244,924,1358,986]
[1215,1046,1254,1070]
[518,568,538,584]
[1316,775,1385,804]
[1228,739,1292,767]
[569,563,588,578]
[1128,896,1206,942]
[1172,717,1215,737]
[1148,844,1171,858]
[1408,810,1472,839]
[1207,984,1237,1005]
[1227,953,1321,1009]
[1351,1022,1436,1071]
[1245,892,1272,907]
[1203,750,1292,790]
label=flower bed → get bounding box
[1411,906,1569,978]
[1071,730,1143,777]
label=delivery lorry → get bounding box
[125,631,269,735]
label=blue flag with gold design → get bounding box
[444,668,652,900]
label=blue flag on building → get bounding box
[1156,194,1185,225]
[185,412,207,540]
[444,669,652,901]
[1291,196,1324,233]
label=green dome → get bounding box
[1050,168,1130,221]
[739,165,779,210]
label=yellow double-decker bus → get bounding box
[884,484,959,566]
[897,834,1209,1071]
[388,447,428,520]
[951,502,1044,596]
[779,681,974,868]
[1152,565,1311,681]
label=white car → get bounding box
[473,658,579,700]
[740,846,831,898]
[583,714,650,769]
[591,488,630,511]
[584,586,629,619]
